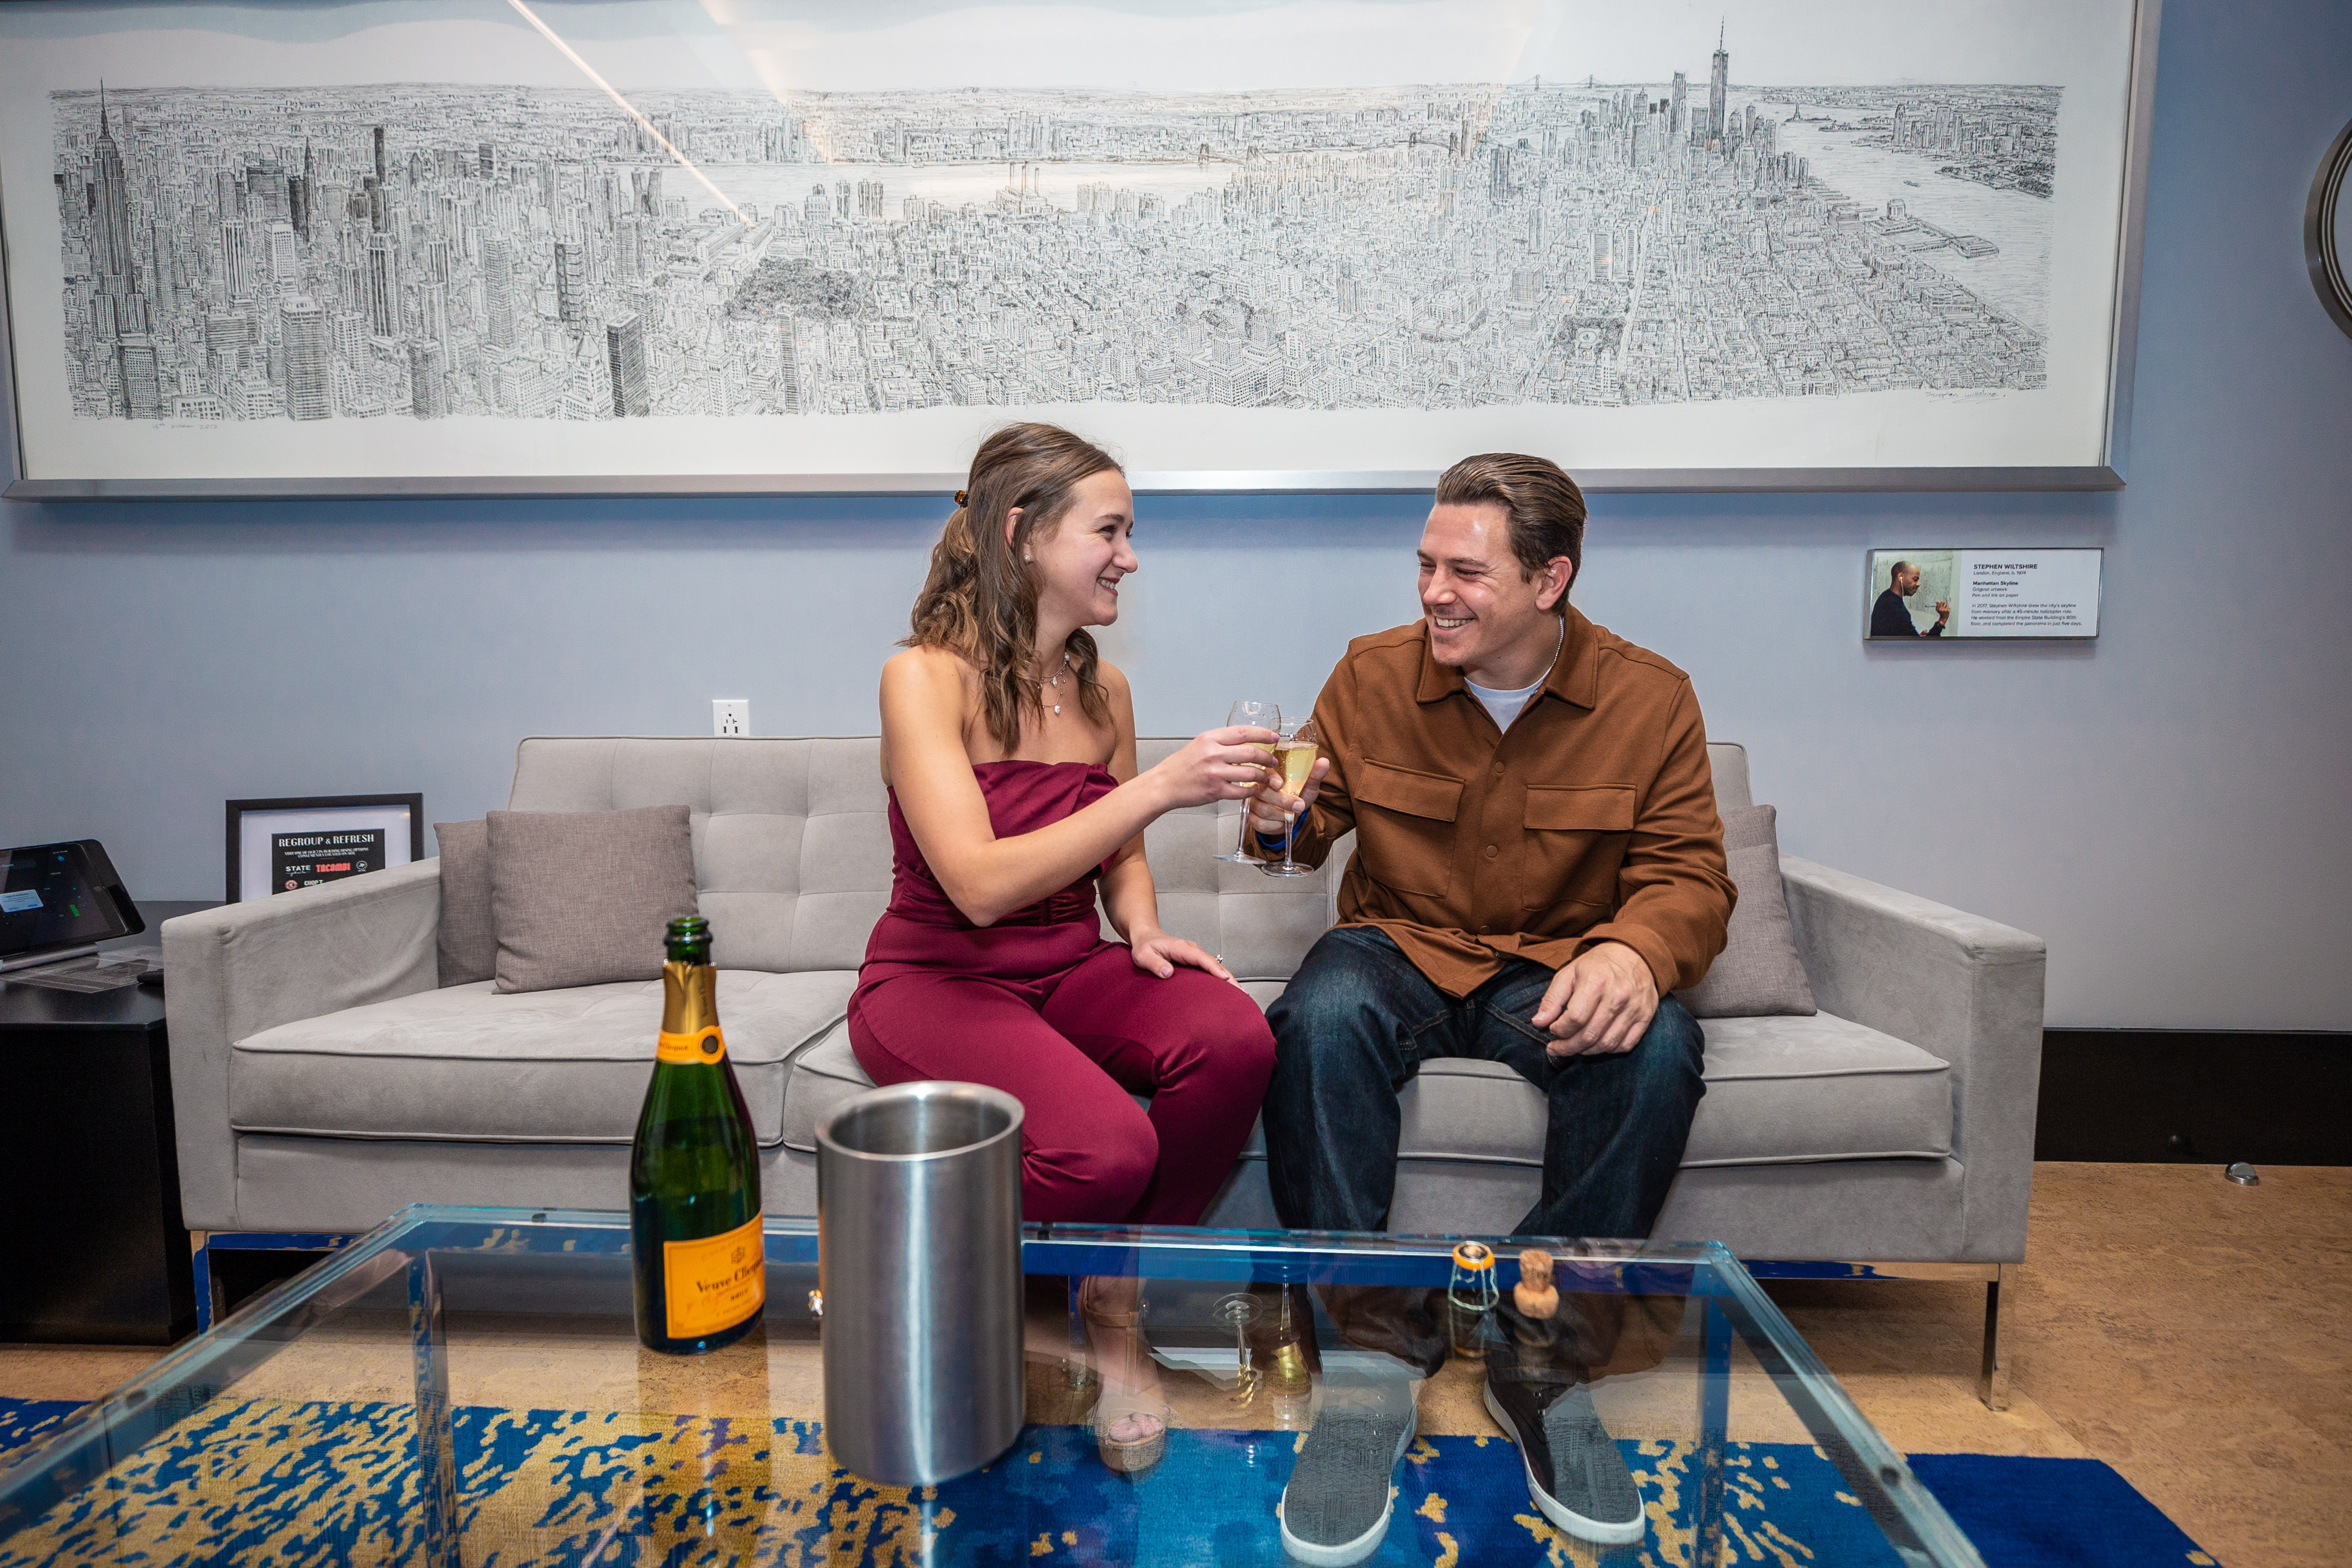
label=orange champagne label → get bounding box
[656,1025,727,1065]
[663,1212,766,1339]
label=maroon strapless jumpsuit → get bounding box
[848,760,1275,1226]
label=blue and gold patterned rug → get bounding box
[0,1396,2218,1566]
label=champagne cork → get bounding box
[1514,1248,1558,1319]
[1448,1242,1498,1304]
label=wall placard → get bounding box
[1865,548,2102,640]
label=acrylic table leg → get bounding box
[1693,1291,1731,1568]
[409,1250,461,1568]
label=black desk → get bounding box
[0,983,196,1343]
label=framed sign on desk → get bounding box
[226,794,424,903]
[0,0,2159,498]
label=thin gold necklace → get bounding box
[1041,650,1071,716]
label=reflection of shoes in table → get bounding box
[1024,1351,1101,1427]
[1079,1278,1170,1478]
[1276,1373,1418,1565]
[1252,1334,1315,1429]
[1483,1375,1644,1545]
[1246,1285,1317,1429]
[1090,1384,1170,1476]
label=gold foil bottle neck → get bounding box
[660,959,720,1037]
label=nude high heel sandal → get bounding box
[1080,1277,1171,1477]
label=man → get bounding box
[1871,558,1949,637]
[1245,453,1733,1564]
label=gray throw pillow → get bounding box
[1678,805,1816,1019]
[433,819,495,987]
[1720,801,1779,854]
[486,805,698,995]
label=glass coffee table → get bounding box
[0,1205,1982,1566]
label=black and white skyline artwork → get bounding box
[0,0,2145,485]
[52,54,2058,428]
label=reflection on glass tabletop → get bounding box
[0,1206,1982,1566]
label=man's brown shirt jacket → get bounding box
[1265,608,1735,999]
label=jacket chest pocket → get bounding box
[1522,784,1635,910]
[1353,759,1463,897]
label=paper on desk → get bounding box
[5,954,154,992]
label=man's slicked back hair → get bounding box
[1433,452,1588,584]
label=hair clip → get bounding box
[954,489,969,506]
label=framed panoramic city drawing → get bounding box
[0,0,2159,498]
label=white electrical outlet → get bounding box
[712,700,750,737]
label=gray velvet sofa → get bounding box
[164,735,2045,1398]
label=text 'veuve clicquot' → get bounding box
[630,916,765,1354]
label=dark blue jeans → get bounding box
[1264,927,1707,1241]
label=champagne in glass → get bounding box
[1215,700,1280,862]
[1261,718,1319,878]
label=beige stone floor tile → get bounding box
[2009,1163,2352,1568]
[1825,1374,2089,1459]
[0,1344,167,1403]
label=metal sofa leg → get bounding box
[188,1229,357,1334]
[190,1232,221,1334]
[1978,1265,2011,1411]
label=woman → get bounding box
[850,421,1278,1473]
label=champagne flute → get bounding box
[1260,717,1319,878]
[1215,700,1280,862]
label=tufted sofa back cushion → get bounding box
[505,736,1751,977]
[506,737,890,974]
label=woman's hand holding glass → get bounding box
[1146,724,1280,813]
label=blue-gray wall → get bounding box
[5,1,2349,1030]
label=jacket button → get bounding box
[1484,844,1499,858]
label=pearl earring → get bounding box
[1024,552,1032,562]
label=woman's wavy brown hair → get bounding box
[903,423,1123,752]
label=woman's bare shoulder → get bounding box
[1094,658,1133,702]
[879,646,983,784]
[883,643,979,695]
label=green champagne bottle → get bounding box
[630,916,765,1354]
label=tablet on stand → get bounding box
[0,840,145,974]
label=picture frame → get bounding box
[1863,548,2103,641]
[225,793,425,904]
[1,0,2160,498]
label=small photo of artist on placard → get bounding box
[1868,550,1956,638]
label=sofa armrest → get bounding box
[1778,855,2046,1262]
[161,859,443,1231]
